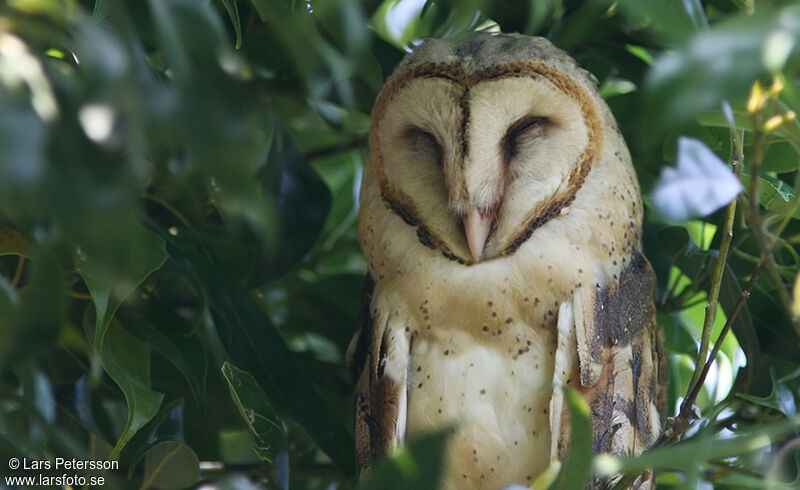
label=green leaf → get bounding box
[595,417,800,475]
[0,251,65,369]
[77,226,167,347]
[100,321,164,459]
[251,121,332,284]
[120,305,207,408]
[738,368,797,418]
[0,224,27,257]
[218,0,242,49]
[221,361,287,463]
[142,441,199,490]
[120,398,185,479]
[643,5,800,142]
[616,0,701,46]
[740,174,800,219]
[155,228,355,474]
[359,430,450,490]
[551,387,592,490]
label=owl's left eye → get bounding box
[502,116,547,163]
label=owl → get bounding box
[348,32,666,489]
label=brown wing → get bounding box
[347,274,409,475]
[573,253,667,488]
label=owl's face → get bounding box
[369,34,604,264]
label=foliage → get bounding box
[1,0,800,488]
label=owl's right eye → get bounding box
[405,126,443,165]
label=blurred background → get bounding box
[1,0,800,488]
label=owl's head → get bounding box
[367,32,606,265]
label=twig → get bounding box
[689,129,742,388]
[681,259,765,416]
[745,115,795,332]
[10,255,25,287]
[67,289,93,300]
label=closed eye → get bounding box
[502,116,547,164]
[406,126,443,165]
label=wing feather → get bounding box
[569,253,665,489]
[348,274,410,475]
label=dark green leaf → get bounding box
[77,226,167,347]
[251,121,332,284]
[221,361,287,463]
[218,0,242,49]
[155,228,355,474]
[100,321,164,458]
[0,252,65,369]
[120,305,207,408]
[120,398,186,479]
[738,368,797,418]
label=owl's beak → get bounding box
[464,209,493,262]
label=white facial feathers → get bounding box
[376,72,591,261]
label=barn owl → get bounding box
[348,32,665,489]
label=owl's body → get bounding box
[350,33,665,489]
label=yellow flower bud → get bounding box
[764,114,784,132]
[768,77,784,97]
[747,81,765,114]
[785,111,796,122]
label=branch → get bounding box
[10,255,25,288]
[689,129,742,388]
